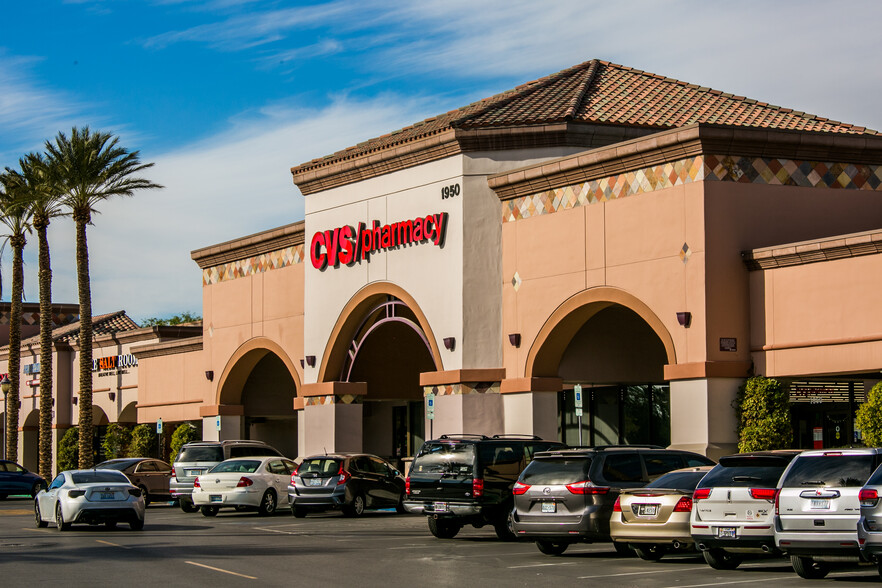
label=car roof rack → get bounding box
[491,434,542,440]
[438,434,490,440]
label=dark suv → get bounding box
[511,446,715,555]
[404,435,564,540]
[171,440,283,512]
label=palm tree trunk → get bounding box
[5,234,25,462]
[74,213,93,469]
[35,218,53,481]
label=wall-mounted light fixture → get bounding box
[300,359,305,369]
[108,392,116,402]
[508,333,521,348]
[72,397,78,405]
[205,370,214,381]
[443,337,456,351]
[676,312,692,328]
[305,356,316,368]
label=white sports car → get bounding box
[192,456,297,516]
[35,469,146,530]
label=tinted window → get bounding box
[49,475,65,490]
[10,463,24,473]
[0,463,7,472]
[782,455,876,488]
[601,453,643,483]
[368,457,389,475]
[299,458,342,477]
[646,471,707,491]
[351,457,371,472]
[229,445,280,458]
[137,461,158,472]
[177,446,224,462]
[211,460,261,474]
[71,472,130,484]
[644,454,684,478]
[685,455,715,467]
[282,460,298,474]
[96,459,140,471]
[521,458,591,485]
[413,443,476,475]
[697,464,786,489]
[155,460,172,473]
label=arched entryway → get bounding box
[320,283,441,464]
[527,288,675,446]
[217,340,300,458]
[21,409,39,472]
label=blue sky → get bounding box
[2,0,881,322]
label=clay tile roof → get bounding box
[291,59,877,176]
[18,310,140,347]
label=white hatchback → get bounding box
[35,469,146,531]
[192,457,298,516]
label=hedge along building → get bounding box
[136,58,882,461]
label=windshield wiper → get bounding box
[732,476,761,482]
[801,480,825,485]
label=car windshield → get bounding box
[521,458,590,485]
[177,446,224,462]
[412,443,475,475]
[298,458,342,477]
[697,464,786,489]
[95,459,140,471]
[71,471,130,484]
[210,460,261,474]
[645,471,706,491]
[781,455,876,488]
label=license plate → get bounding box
[186,469,201,477]
[637,504,659,516]
[99,492,115,500]
[717,527,737,538]
[306,478,322,486]
[811,499,830,509]
[210,495,222,503]
[541,502,556,513]
[433,502,448,513]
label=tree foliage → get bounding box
[170,423,200,461]
[128,424,157,458]
[734,376,793,452]
[102,423,131,460]
[856,382,882,447]
[140,312,201,327]
[57,427,79,472]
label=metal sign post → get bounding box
[426,392,435,440]
[574,384,583,446]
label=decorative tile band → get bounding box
[304,394,362,406]
[502,156,882,223]
[0,312,79,327]
[424,382,500,396]
[203,245,304,286]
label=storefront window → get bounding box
[559,384,670,447]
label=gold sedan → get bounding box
[610,466,714,561]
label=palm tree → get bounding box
[5,153,63,481]
[46,127,161,469]
[0,172,33,463]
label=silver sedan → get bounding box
[35,469,146,531]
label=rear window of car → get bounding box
[298,458,342,477]
[177,446,224,462]
[521,457,590,485]
[229,446,280,458]
[697,464,786,489]
[96,459,140,471]
[602,453,643,483]
[71,472,130,484]
[412,442,476,475]
[646,471,707,491]
[211,460,261,474]
[781,454,876,488]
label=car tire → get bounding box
[55,504,71,531]
[31,482,43,498]
[292,507,307,518]
[130,518,144,531]
[428,517,460,539]
[791,555,830,579]
[258,490,277,516]
[395,497,407,514]
[536,540,569,555]
[703,548,742,570]
[493,512,517,542]
[138,485,150,506]
[200,506,219,517]
[613,542,634,557]
[34,501,48,528]
[105,520,117,529]
[634,545,667,561]
[343,493,365,517]
[180,499,198,513]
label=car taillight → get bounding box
[749,488,778,501]
[290,474,297,486]
[128,488,142,498]
[775,488,780,515]
[237,477,253,487]
[692,488,711,501]
[613,497,621,512]
[405,477,411,496]
[68,490,86,498]
[473,478,484,498]
[673,496,693,512]
[512,481,530,495]
[194,477,200,489]
[860,488,879,507]
[566,480,609,495]
[337,465,351,486]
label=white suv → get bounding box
[774,448,882,579]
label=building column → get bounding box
[500,378,562,441]
[420,369,506,439]
[301,382,365,456]
[668,378,741,460]
[199,404,244,441]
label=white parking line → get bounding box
[185,561,257,580]
[508,562,576,569]
[388,545,436,550]
[578,566,707,579]
[252,527,299,535]
[662,576,801,588]
[96,539,131,549]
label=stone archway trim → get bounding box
[216,336,303,405]
[525,286,676,378]
[317,282,443,383]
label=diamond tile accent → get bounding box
[203,244,304,285]
[511,271,522,291]
[680,243,691,264]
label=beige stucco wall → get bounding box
[136,348,206,423]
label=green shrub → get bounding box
[102,423,132,460]
[734,376,793,452]
[856,382,882,446]
[57,427,79,472]
[170,423,200,461]
[128,424,157,457]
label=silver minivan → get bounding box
[775,448,882,579]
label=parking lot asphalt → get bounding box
[0,497,877,587]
